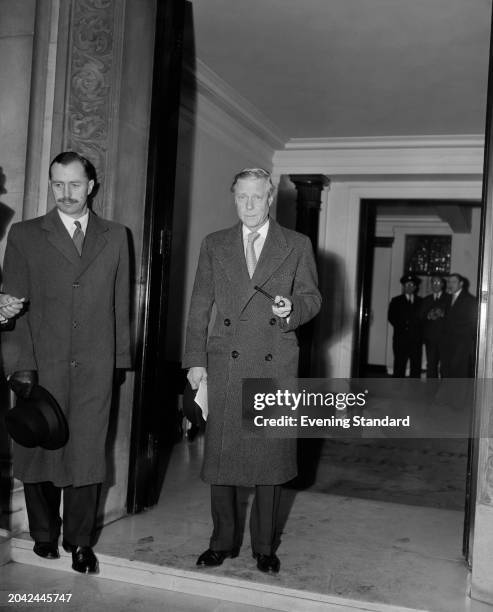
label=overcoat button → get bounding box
[73,320,78,328]
[224,318,231,326]
[265,354,273,361]
[269,318,277,325]
[231,350,239,359]
[70,360,78,367]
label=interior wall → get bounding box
[0,0,36,264]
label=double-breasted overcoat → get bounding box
[1,208,131,487]
[182,219,321,486]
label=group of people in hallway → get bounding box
[388,272,477,378]
[1,156,321,576]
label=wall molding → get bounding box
[181,59,285,153]
[273,134,485,178]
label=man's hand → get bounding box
[187,366,207,390]
[9,370,38,399]
[0,294,25,322]
[272,296,292,318]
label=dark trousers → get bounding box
[393,337,422,378]
[210,484,281,556]
[424,339,441,378]
[24,482,99,547]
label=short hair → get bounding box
[230,168,275,198]
[448,273,464,284]
[431,276,446,288]
[49,151,96,182]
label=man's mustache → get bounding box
[57,198,78,204]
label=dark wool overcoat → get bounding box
[182,219,321,486]
[1,208,131,487]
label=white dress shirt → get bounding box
[57,209,89,238]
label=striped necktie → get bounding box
[73,220,84,256]
[246,231,260,278]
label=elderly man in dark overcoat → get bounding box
[183,168,321,573]
[1,151,130,573]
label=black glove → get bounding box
[9,370,38,399]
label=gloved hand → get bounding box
[8,370,38,399]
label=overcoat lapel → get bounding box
[41,208,109,275]
[42,207,81,267]
[214,219,293,312]
[78,212,109,277]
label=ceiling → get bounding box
[189,0,492,140]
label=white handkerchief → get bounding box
[195,380,208,421]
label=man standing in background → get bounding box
[419,276,450,378]
[388,274,423,377]
[440,273,477,377]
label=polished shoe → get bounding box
[66,543,99,574]
[33,541,59,559]
[196,548,238,567]
[253,552,280,573]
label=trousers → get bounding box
[24,481,99,546]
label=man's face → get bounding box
[50,161,94,219]
[404,281,416,295]
[431,277,443,293]
[234,177,272,231]
[447,275,463,294]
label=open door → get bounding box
[127,0,185,513]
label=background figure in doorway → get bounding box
[419,276,450,378]
[388,273,423,378]
[440,273,477,378]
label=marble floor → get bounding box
[0,562,267,611]
[91,435,484,612]
[4,434,492,611]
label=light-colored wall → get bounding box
[0,0,36,263]
[165,80,276,361]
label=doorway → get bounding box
[352,196,482,563]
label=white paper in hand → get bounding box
[195,380,208,421]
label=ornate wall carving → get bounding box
[64,0,123,215]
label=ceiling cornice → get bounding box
[181,59,286,149]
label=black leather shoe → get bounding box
[70,545,99,574]
[253,552,280,573]
[196,548,238,566]
[33,541,59,559]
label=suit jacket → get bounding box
[388,294,422,343]
[440,289,477,367]
[183,218,321,486]
[1,208,131,487]
[419,292,450,342]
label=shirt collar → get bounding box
[242,218,269,241]
[57,209,89,234]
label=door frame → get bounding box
[127,0,185,513]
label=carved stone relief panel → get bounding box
[63,0,124,216]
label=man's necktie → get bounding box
[73,220,84,256]
[246,231,260,278]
